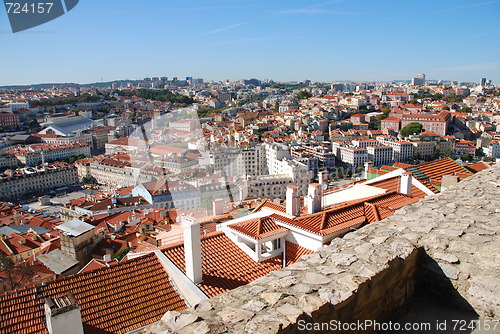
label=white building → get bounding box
[339,147,368,167]
[367,146,393,166]
[7,102,29,111]
[483,141,500,159]
[377,137,414,162]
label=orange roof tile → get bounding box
[290,192,419,236]
[413,158,473,180]
[368,176,433,199]
[228,214,289,240]
[164,232,299,298]
[392,162,415,168]
[284,241,313,266]
[260,200,287,213]
[466,161,490,173]
[0,253,186,334]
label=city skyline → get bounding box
[0,0,499,85]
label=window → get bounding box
[272,238,281,250]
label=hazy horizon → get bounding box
[1,0,499,85]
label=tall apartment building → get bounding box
[367,146,393,166]
[0,152,19,169]
[411,73,425,86]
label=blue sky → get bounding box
[0,0,499,85]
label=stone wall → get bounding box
[139,166,499,333]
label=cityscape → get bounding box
[0,0,499,333]
[0,74,498,333]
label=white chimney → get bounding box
[400,172,412,195]
[318,171,329,191]
[286,186,300,217]
[44,293,84,334]
[364,161,374,179]
[182,217,203,284]
[307,183,322,214]
[212,198,224,216]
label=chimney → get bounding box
[44,293,84,334]
[400,172,412,195]
[318,171,329,191]
[307,183,322,214]
[286,186,300,217]
[212,198,224,216]
[441,174,459,190]
[364,161,374,179]
[182,217,203,284]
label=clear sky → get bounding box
[0,0,499,85]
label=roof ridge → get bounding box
[320,211,328,231]
[251,199,268,213]
[257,217,265,235]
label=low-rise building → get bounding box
[0,113,20,129]
[7,143,91,166]
[132,180,201,210]
[0,163,78,201]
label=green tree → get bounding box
[375,106,391,121]
[339,122,353,131]
[443,94,463,103]
[112,247,130,261]
[443,148,453,158]
[400,122,423,138]
[297,90,312,100]
[114,89,194,104]
[461,153,473,162]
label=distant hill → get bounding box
[0,80,141,90]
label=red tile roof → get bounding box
[228,214,289,240]
[164,232,300,298]
[420,131,440,136]
[392,162,415,168]
[285,241,313,266]
[368,176,435,198]
[466,161,490,174]
[380,165,398,172]
[382,116,401,122]
[261,200,287,213]
[0,253,186,334]
[290,192,419,236]
[413,158,473,180]
[79,259,119,274]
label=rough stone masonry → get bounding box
[138,165,499,334]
